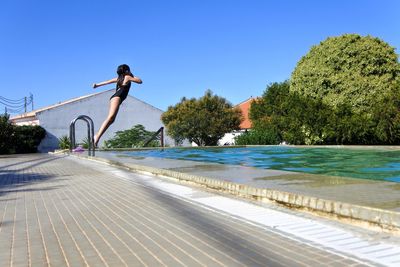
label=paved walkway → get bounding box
[0,154,374,267]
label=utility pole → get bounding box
[24,96,27,113]
[30,93,34,110]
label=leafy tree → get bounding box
[245,81,307,145]
[368,89,400,144]
[240,35,400,145]
[250,81,290,122]
[246,79,400,145]
[288,34,400,144]
[162,90,243,146]
[104,124,158,148]
[291,34,400,114]
[0,114,15,154]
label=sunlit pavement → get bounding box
[0,154,397,266]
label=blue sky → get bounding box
[1,0,399,113]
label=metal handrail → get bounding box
[69,115,95,156]
[143,127,164,147]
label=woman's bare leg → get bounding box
[94,97,121,147]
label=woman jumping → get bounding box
[92,64,142,147]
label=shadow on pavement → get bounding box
[0,171,57,198]
[0,154,67,171]
[139,183,291,267]
[0,155,66,198]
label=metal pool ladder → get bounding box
[143,127,164,147]
[69,115,95,156]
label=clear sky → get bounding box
[1,0,399,113]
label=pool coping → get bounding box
[100,144,400,152]
[61,152,400,231]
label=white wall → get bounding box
[37,91,173,151]
[218,130,245,146]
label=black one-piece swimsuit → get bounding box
[110,82,131,103]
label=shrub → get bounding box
[104,124,159,148]
[58,135,71,149]
[235,127,280,145]
[13,125,46,153]
[0,114,15,154]
[81,137,90,149]
[0,114,46,154]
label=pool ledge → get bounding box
[65,152,400,231]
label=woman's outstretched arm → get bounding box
[93,77,118,89]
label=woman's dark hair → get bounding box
[116,64,133,87]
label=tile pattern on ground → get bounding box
[0,154,376,266]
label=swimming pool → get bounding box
[120,146,400,182]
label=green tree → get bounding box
[246,81,318,145]
[237,35,400,145]
[0,114,15,154]
[291,34,400,114]
[246,80,382,145]
[162,90,243,146]
[241,81,291,145]
[104,124,158,148]
[289,34,400,144]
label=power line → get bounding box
[0,96,25,104]
[0,95,25,101]
[0,98,32,108]
[0,101,28,108]
[1,94,34,115]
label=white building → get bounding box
[10,89,174,151]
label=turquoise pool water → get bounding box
[121,146,400,182]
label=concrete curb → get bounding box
[67,153,400,231]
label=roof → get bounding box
[10,89,114,121]
[234,97,256,129]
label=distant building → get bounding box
[218,97,256,146]
[237,97,254,130]
[10,89,174,151]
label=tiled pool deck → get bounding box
[90,151,400,230]
[1,152,400,266]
